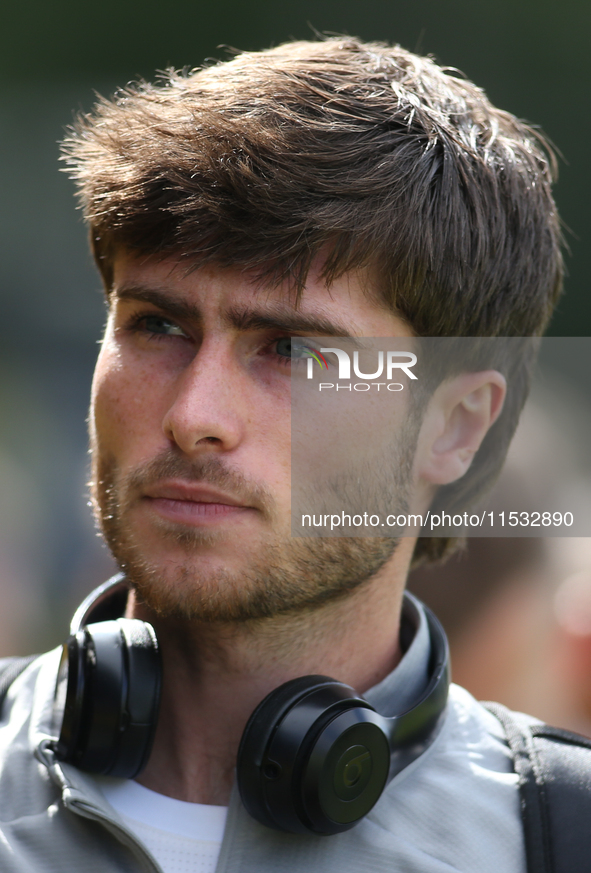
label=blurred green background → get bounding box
[1,0,589,654]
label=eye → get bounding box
[142,315,188,338]
[275,337,293,358]
[275,338,312,359]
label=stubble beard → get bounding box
[90,441,415,625]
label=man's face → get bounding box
[90,253,416,622]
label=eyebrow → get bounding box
[112,284,357,338]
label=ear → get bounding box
[415,370,507,486]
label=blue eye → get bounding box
[275,338,310,358]
[144,316,187,337]
[276,337,293,357]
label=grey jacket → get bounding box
[0,609,526,873]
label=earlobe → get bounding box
[417,371,507,486]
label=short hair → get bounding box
[62,37,564,563]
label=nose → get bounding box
[162,344,247,455]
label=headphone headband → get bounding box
[69,573,129,634]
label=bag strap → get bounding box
[0,655,38,716]
[485,701,553,873]
[484,701,591,873]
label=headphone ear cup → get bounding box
[55,618,161,777]
[237,675,386,835]
[237,675,336,829]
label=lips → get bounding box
[143,481,248,507]
[141,480,252,524]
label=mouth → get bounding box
[141,480,254,526]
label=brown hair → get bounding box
[62,37,564,562]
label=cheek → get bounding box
[90,344,169,464]
[251,406,292,504]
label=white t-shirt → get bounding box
[97,776,227,873]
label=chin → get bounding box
[109,525,399,626]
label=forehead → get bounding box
[110,252,413,339]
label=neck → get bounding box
[127,541,414,805]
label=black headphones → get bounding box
[53,575,449,836]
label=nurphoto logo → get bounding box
[302,345,418,392]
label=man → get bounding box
[0,36,570,873]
